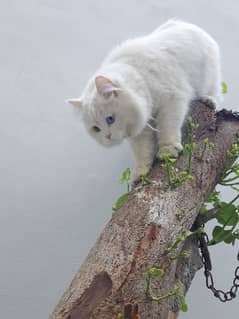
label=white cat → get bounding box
[68,20,222,182]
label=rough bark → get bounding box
[49,100,239,319]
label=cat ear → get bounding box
[95,75,120,98]
[66,98,82,108]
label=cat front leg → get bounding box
[156,97,188,158]
[129,127,155,183]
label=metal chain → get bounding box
[198,231,239,302]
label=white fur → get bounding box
[69,20,222,181]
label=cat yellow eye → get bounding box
[92,126,101,133]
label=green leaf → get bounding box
[183,144,190,156]
[177,294,188,312]
[227,140,239,159]
[113,193,129,211]
[199,204,207,214]
[216,203,238,226]
[181,303,188,312]
[148,267,165,278]
[223,233,236,245]
[159,153,171,161]
[169,158,177,163]
[206,189,221,207]
[140,175,151,186]
[224,231,239,245]
[186,174,194,181]
[212,225,223,238]
[211,226,232,245]
[119,168,131,184]
[221,81,228,94]
[170,250,190,260]
[191,142,196,150]
[209,142,215,148]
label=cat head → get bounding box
[67,75,147,147]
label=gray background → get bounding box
[1,1,239,318]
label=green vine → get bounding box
[159,117,199,189]
[112,168,131,211]
[170,250,190,261]
[112,169,151,211]
[140,174,151,186]
[200,137,239,246]
[159,153,194,189]
[200,137,215,161]
[165,228,205,254]
[183,116,199,174]
[144,227,205,314]
[145,266,188,312]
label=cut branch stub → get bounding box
[49,100,239,319]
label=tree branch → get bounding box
[49,100,239,319]
[196,208,218,225]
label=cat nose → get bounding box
[105,133,112,140]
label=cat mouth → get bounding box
[103,138,122,147]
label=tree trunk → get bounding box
[49,100,239,319]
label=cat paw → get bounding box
[130,165,151,185]
[157,143,183,158]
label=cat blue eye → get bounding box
[106,115,115,125]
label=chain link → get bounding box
[198,231,239,302]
